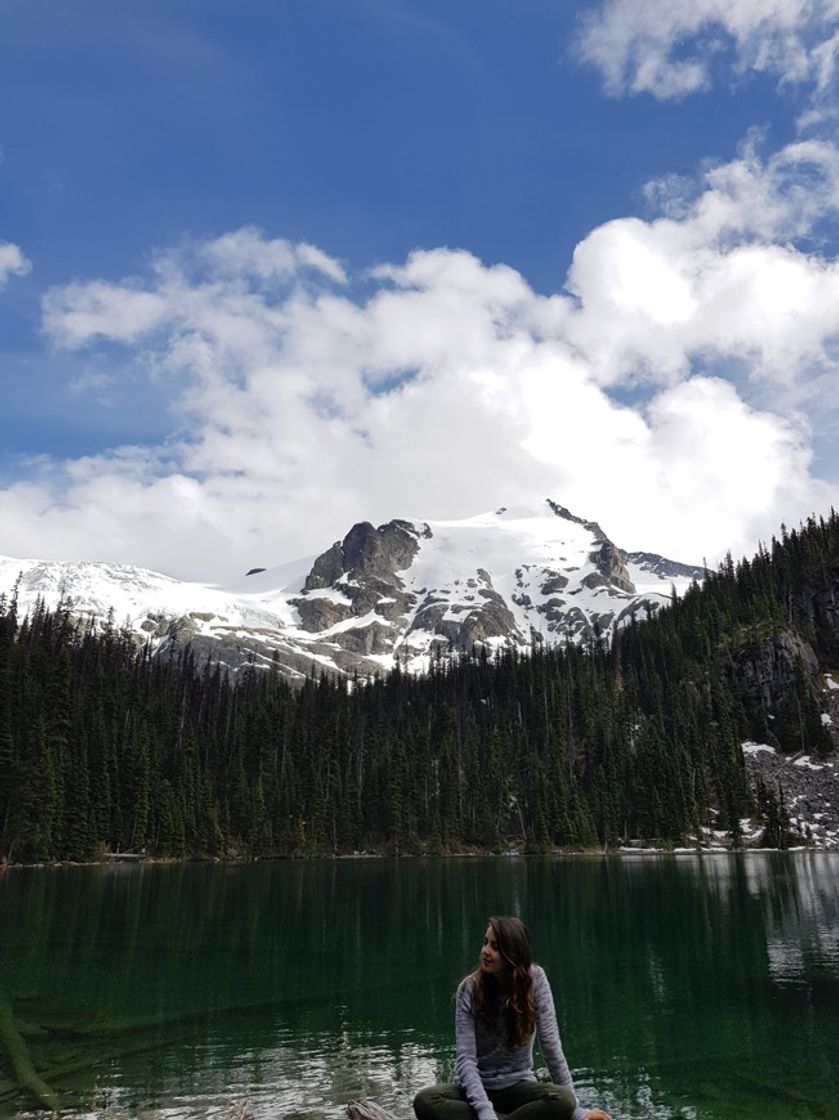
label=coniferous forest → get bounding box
[0,512,837,863]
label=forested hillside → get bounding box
[1,512,837,862]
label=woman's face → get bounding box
[480,925,504,974]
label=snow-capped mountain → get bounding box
[0,499,705,681]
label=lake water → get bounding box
[0,854,837,1120]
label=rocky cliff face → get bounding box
[291,519,421,655]
[725,558,839,754]
[733,630,821,715]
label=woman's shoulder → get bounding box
[456,973,474,992]
[456,972,478,1002]
[530,963,549,987]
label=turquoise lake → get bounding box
[0,853,837,1120]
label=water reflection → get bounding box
[0,854,837,1120]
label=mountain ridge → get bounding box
[0,499,705,681]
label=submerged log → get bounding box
[218,1102,254,1120]
[346,1100,399,1120]
[0,993,59,1110]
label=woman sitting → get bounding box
[413,916,611,1120]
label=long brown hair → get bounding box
[466,916,536,1048]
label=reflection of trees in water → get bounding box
[0,856,837,1117]
[530,852,839,1118]
[742,852,839,985]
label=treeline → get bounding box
[0,511,836,862]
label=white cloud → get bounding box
[521,364,823,564]
[564,137,839,386]
[42,227,346,352]
[578,0,839,100]
[43,281,168,348]
[0,202,827,582]
[201,226,347,285]
[0,241,31,287]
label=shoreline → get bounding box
[2,842,837,871]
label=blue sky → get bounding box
[2,0,839,579]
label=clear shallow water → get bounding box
[0,853,837,1120]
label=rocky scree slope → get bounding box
[0,500,704,682]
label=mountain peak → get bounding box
[0,501,705,681]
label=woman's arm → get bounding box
[454,980,496,1120]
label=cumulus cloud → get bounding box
[0,183,830,582]
[0,241,31,287]
[200,226,348,285]
[42,226,346,351]
[578,0,839,100]
[565,137,839,386]
[44,281,168,348]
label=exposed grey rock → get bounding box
[540,599,567,625]
[139,613,168,636]
[546,499,602,539]
[292,597,354,631]
[624,551,706,581]
[335,622,395,656]
[159,628,335,681]
[473,588,518,635]
[733,630,820,713]
[356,579,413,618]
[295,520,420,637]
[375,596,409,623]
[540,572,569,595]
[615,598,660,624]
[556,606,592,641]
[342,520,419,580]
[409,598,448,635]
[304,541,344,590]
[581,572,607,590]
[588,540,635,593]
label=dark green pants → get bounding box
[413,1081,577,1120]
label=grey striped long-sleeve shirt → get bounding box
[453,965,587,1120]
